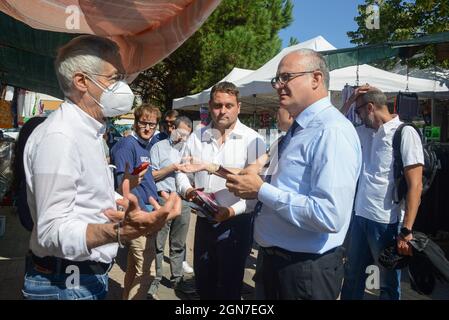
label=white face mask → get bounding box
[86,75,135,117]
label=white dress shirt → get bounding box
[254,97,362,253]
[24,100,118,263]
[176,119,266,215]
[354,115,424,224]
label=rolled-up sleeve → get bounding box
[258,127,360,233]
[30,133,90,260]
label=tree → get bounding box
[348,0,449,69]
[132,0,293,110]
[288,36,299,46]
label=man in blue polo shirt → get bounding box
[111,104,160,300]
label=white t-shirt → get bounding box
[354,116,424,224]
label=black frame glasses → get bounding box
[137,121,157,129]
[354,101,371,115]
[271,70,316,88]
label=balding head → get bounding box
[281,49,329,89]
[276,49,329,117]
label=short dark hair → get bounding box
[175,116,193,129]
[210,81,239,103]
[164,109,179,119]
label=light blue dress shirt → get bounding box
[254,97,362,254]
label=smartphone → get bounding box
[132,162,150,175]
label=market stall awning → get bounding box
[323,31,449,71]
[0,0,220,97]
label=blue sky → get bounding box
[279,0,367,49]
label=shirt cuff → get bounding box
[257,182,281,210]
[230,200,246,216]
[58,220,91,260]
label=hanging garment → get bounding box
[396,92,419,121]
[341,85,361,125]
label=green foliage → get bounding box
[288,36,299,46]
[131,0,293,108]
[348,0,449,69]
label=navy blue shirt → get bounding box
[111,135,158,210]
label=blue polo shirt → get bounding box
[111,134,158,211]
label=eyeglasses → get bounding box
[271,70,316,88]
[354,102,371,115]
[137,121,157,129]
[84,72,127,91]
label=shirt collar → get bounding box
[131,130,151,147]
[64,99,105,137]
[381,114,401,133]
[202,119,245,141]
[295,97,331,129]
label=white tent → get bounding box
[173,67,254,110]
[173,36,449,113]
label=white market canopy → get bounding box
[173,36,449,113]
[173,67,254,109]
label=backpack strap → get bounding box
[392,122,423,203]
[392,123,407,181]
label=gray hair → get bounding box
[175,116,193,129]
[360,88,387,108]
[55,35,121,96]
[291,48,329,90]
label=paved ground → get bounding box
[1,205,448,300]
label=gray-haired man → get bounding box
[22,35,180,300]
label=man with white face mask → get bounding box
[22,35,181,300]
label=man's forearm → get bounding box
[403,185,422,230]
[86,223,116,250]
[152,164,176,182]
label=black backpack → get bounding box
[13,116,47,231]
[392,123,440,204]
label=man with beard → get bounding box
[177,81,266,300]
[341,86,424,300]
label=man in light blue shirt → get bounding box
[226,49,362,300]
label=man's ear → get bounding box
[73,72,88,93]
[311,71,323,90]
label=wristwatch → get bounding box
[400,227,412,239]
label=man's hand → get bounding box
[225,173,263,200]
[120,162,148,192]
[350,84,371,103]
[159,191,182,221]
[105,180,181,240]
[177,157,209,173]
[184,187,204,202]
[213,206,235,223]
[397,234,413,256]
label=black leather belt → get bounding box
[260,246,339,262]
[30,252,111,275]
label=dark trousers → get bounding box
[260,246,345,300]
[193,214,253,300]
